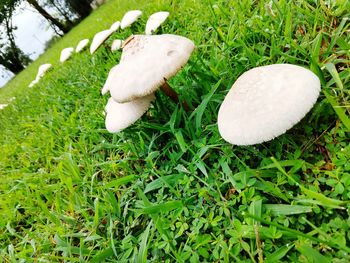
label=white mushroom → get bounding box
[110,21,121,32]
[104,95,155,132]
[0,104,8,110]
[111,39,123,52]
[60,47,74,63]
[28,64,52,87]
[36,64,52,79]
[90,29,114,54]
[120,10,142,29]
[76,39,89,53]
[104,34,195,104]
[145,11,169,35]
[217,64,321,146]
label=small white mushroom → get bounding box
[120,10,142,29]
[110,21,121,32]
[90,29,114,54]
[145,11,169,35]
[60,47,74,63]
[28,64,52,87]
[105,34,195,103]
[0,104,8,110]
[104,95,155,133]
[76,39,89,53]
[36,64,52,79]
[111,39,123,52]
[217,64,321,145]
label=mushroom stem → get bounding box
[161,81,189,111]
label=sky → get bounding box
[0,1,56,87]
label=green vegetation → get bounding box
[1,0,350,261]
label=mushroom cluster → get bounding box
[102,34,195,132]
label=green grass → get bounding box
[1,0,350,261]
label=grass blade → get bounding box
[264,204,312,216]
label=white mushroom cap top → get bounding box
[76,39,89,53]
[90,29,113,54]
[111,39,123,52]
[218,64,321,146]
[105,34,195,103]
[120,10,142,29]
[110,21,121,32]
[145,11,169,35]
[105,94,155,133]
[60,47,74,63]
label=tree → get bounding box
[26,0,70,33]
[0,0,31,74]
[65,0,92,19]
[46,0,75,28]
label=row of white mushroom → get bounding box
[27,10,170,87]
[24,8,322,146]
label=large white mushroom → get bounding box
[145,11,169,35]
[76,39,89,53]
[120,10,142,29]
[90,29,114,54]
[102,34,195,133]
[110,21,121,32]
[111,39,123,52]
[103,34,195,105]
[104,95,155,132]
[217,64,321,146]
[60,47,74,63]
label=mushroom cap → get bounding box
[90,29,113,54]
[106,34,195,103]
[36,63,52,78]
[29,63,51,88]
[110,21,121,32]
[60,47,74,63]
[120,10,142,29]
[111,39,123,52]
[145,11,169,35]
[218,64,321,146]
[105,94,155,133]
[76,39,89,53]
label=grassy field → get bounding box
[1,0,350,261]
